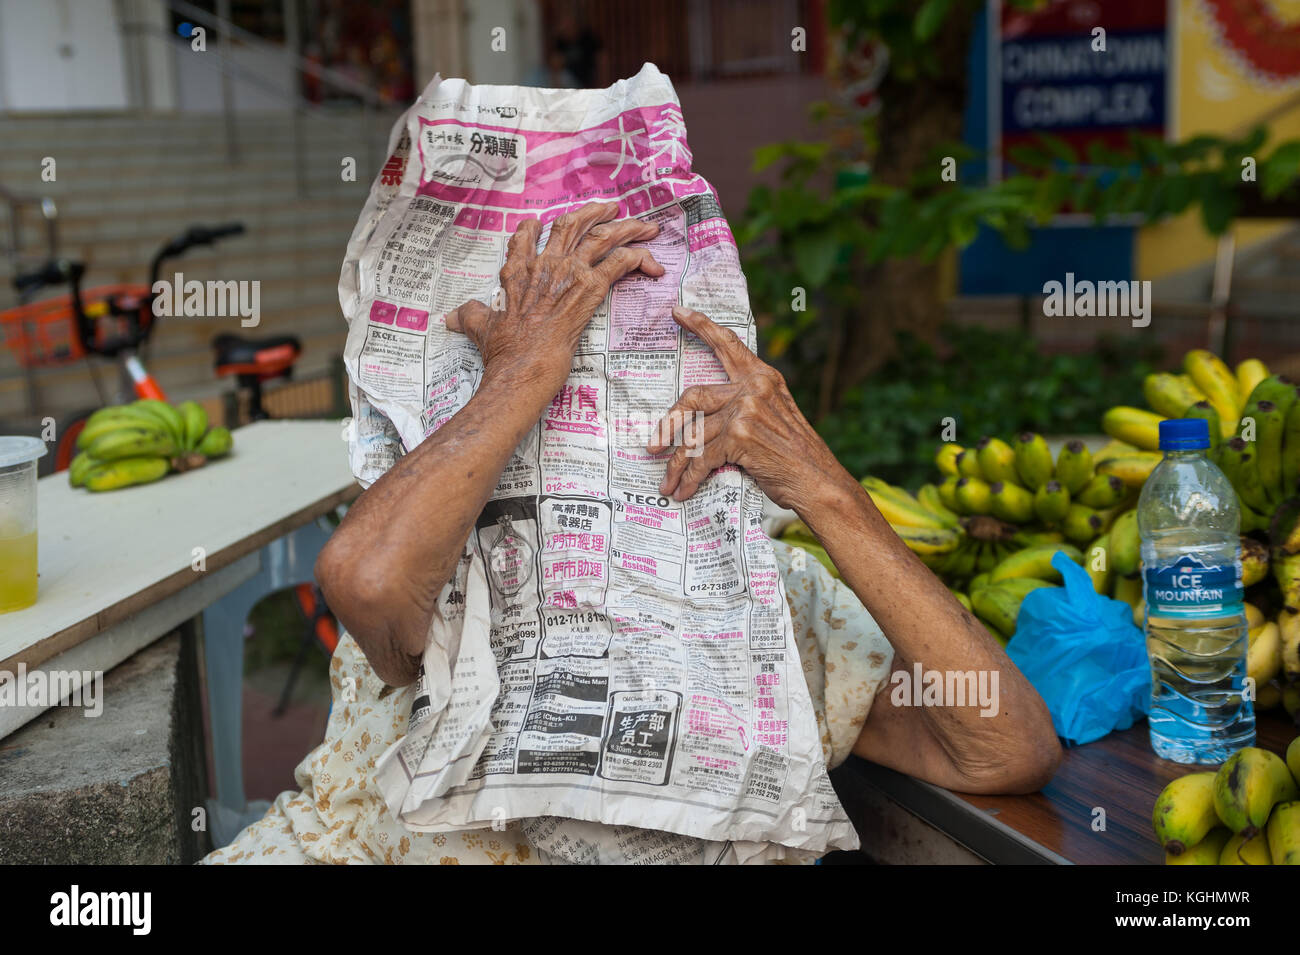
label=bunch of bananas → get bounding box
[1099,350,1300,716]
[68,399,234,492]
[1153,738,1300,864]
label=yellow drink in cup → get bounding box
[0,437,46,613]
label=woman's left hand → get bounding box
[646,306,854,514]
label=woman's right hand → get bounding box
[446,201,664,394]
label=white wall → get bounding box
[462,0,541,85]
[0,0,130,111]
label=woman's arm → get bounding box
[648,306,1062,794]
[316,203,662,686]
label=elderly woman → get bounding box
[205,203,1060,864]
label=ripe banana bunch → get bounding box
[1154,740,1300,864]
[68,399,234,493]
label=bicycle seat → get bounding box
[212,332,301,379]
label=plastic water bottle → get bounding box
[1138,417,1254,763]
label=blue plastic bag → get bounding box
[1005,551,1150,746]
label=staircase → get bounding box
[0,109,400,422]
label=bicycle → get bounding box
[2,222,306,470]
[2,223,338,711]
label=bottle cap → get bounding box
[1158,417,1210,451]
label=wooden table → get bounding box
[834,712,1298,864]
[0,420,360,739]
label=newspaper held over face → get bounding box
[339,64,859,861]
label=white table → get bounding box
[1,419,361,842]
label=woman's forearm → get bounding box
[799,474,1061,791]
[316,370,553,685]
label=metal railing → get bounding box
[0,185,59,274]
[118,0,392,195]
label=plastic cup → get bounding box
[0,436,47,613]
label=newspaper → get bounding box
[338,64,859,861]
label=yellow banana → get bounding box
[1185,349,1242,438]
[1287,737,1299,788]
[1243,602,1265,629]
[1284,683,1300,722]
[1113,573,1143,612]
[935,443,964,478]
[1183,400,1222,457]
[1013,432,1054,490]
[1213,747,1300,837]
[976,436,1020,486]
[1276,550,1300,614]
[83,456,171,492]
[937,475,962,513]
[1167,828,1230,865]
[1247,621,1282,687]
[891,524,964,556]
[1097,452,1163,488]
[1144,372,1205,419]
[1109,509,1140,577]
[1266,800,1300,865]
[1241,536,1269,587]
[1280,610,1300,681]
[1257,680,1282,710]
[1153,772,1222,856]
[1235,359,1269,402]
[956,449,984,480]
[1102,406,1166,451]
[1219,830,1272,865]
[862,477,951,530]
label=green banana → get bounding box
[86,427,177,462]
[951,590,973,613]
[1227,437,1274,514]
[1054,439,1094,494]
[1182,401,1222,458]
[197,426,233,459]
[937,475,962,513]
[1033,480,1071,524]
[131,399,186,447]
[1011,528,1064,548]
[68,452,97,488]
[1013,432,1054,490]
[1167,828,1230,865]
[1063,503,1109,544]
[1266,801,1300,865]
[1239,382,1295,504]
[917,483,962,528]
[1241,536,1269,588]
[1213,747,1299,837]
[989,480,1035,523]
[1274,549,1300,613]
[1113,572,1143,612]
[75,412,169,451]
[1076,473,1125,509]
[83,456,170,492]
[1153,772,1221,855]
[179,400,210,451]
[969,572,990,593]
[1109,509,1140,577]
[1144,372,1205,419]
[1288,736,1300,790]
[956,450,984,480]
[988,542,1083,584]
[976,436,1020,486]
[971,577,1054,638]
[954,477,992,515]
[1283,398,1300,500]
[792,541,839,579]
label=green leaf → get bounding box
[1198,175,1237,234]
[792,229,840,287]
[1261,141,1300,199]
[914,0,953,41]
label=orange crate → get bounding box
[0,284,151,368]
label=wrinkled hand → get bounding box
[646,307,853,514]
[446,202,663,393]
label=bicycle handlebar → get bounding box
[12,258,84,296]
